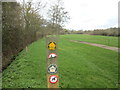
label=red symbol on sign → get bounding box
[48,53,57,59]
[49,75,58,84]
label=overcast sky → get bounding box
[17,0,119,30]
[62,0,119,30]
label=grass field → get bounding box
[2,34,118,88]
[61,34,119,47]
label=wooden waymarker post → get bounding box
[26,46,28,52]
[46,37,59,88]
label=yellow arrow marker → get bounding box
[48,42,56,50]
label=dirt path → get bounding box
[70,40,120,52]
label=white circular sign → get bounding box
[49,75,58,84]
[48,53,57,59]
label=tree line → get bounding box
[62,28,120,37]
[2,0,69,70]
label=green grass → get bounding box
[58,36,118,88]
[61,34,119,47]
[2,35,118,88]
[2,39,47,88]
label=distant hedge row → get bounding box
[64,28,120,37]
[84,28,120,36]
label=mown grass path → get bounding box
[61,34,119,47]
[70,40,119,52]
[2,35,118,88]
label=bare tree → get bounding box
[48,0,70,28]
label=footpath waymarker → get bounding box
[49,75,58,84]
[48,64,57,74]
[48,53,57,59]
[48,42,56,50]
[46,37,59,88]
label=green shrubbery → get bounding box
[2,2,45,70]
